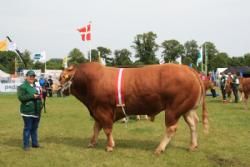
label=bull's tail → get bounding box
[190,68,209,134]
[201,88,209,134]
[199,76,209,134]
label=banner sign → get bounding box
[0,82,22,92]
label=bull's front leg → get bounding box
[88,121,102,148]
[93,107,115,152]
[103,127,115,152]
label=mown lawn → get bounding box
[0,93,250,167]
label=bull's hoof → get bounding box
[188,145,198,152]
[154,148,164,155]
[150,116,155,122]
[87,143,96,148]
[106,146,113,152]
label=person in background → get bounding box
[39,75,47,112]
[220,72,227,103]
[17,70,43,151]
[231,72,240,103]
[46,75,53,97]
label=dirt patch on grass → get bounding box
[207,155,248,167]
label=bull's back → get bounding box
[123,64,201,114]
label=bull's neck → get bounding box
[70,74,90,106]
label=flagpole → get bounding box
[201,46,203,72]
[15,57,17,76]
[89,21,92,62]
[89,43,92,62]
[6,36,27,68]
[45,61,46,74]
[205,43,207,75]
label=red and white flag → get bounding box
[77,23,91,41]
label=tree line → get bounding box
[1,31,250,74]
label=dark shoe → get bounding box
[32,145,40,148]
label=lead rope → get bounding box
[116,68,128,127]
[61,72,75,95]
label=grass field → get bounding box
[0,93,250,167]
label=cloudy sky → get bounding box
[1,0,249,60]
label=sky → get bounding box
[1,0,250,60]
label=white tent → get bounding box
[0,70,10,78]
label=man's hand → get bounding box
[34,94,40,99]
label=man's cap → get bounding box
[26,70,36,76]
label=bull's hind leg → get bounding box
[243,95,248,111]
[88,121,102,148]
[183,110,199,151]
[155,111,178,155]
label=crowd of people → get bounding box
[199,71,240,103]
[219,72,240,103]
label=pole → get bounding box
[15,57,18,76]
[89,21,92,62]
[205,43,208,75]
[6,36,27,68]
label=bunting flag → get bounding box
[196,47,203,66]
[63,56,68,68]
[159,57,165,64]
[0,39,8,51]
[176,56,182,64]
[77,23,91,41]
[8,42,17,51]
[33,51,46,62]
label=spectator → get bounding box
[231,72,240,103]
[220,72,227,103]
[17,70,43,151]
[46,76,53,97]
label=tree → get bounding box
[18,50,33,69]
[97,47,113,66]
[209,52,230,70]
[0,51,17,74]
[228,57,245,66]
[68,48,87,65]
[90,49,99,62]
[243,53,250,66]
[46,58,63,69]
[203,42,218,71]
[33,61,45,72]
[184,40,199,66]
[161,39,184,63]
[132,31,159,64]
[182,56,193,67]
[114,49,132,66]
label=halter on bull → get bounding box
[59,62,209,154]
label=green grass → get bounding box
[0,93,250,167]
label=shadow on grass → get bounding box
[3,138,22,148]
[40,136,187,152]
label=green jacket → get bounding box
[220,75,226,87]
[17,80,42,117]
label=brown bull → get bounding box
[239,77,250,110]
[59,62,209,154]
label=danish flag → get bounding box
[77,23,91,41]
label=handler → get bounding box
[17,70,43,151]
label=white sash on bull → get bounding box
[116,68,128,123]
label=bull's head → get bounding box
[59,65,76,96]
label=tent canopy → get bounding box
[223,66,250,76]
[0,70,10,78]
